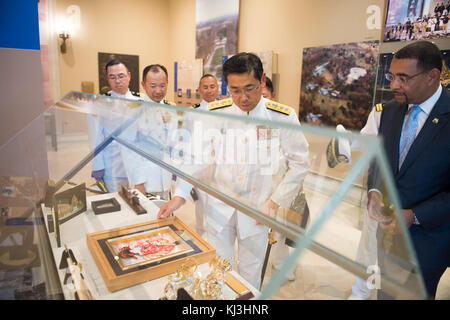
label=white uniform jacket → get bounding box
[91,90,140,190]
[176,96,310,239]
[120,95,178,193]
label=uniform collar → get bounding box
[234,96,264,116]
[143,94,164,104]
[110,89,133,99]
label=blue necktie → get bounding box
[399,105,422,168]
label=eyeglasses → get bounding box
[385,70,427,84]
[108,73,128,81]
[228,85,260,97]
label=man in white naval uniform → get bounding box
[158,53,310,289]
[120,64,177,200]
[188,74,219,238]
[192,74,220,111]
[327,105,382,300]
[91,59,140,192]
[261,76,296,282]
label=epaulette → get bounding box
[163,100,176,106]
[191,103,201,109]
[265,100,292,115]
[375,103,384,112]
[131,91,141,97]
[126,101,142,109]
[103,92,111,96]
[209,98,233,111]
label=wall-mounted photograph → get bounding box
[195,0,239,95]
[98,52,140,95]
[299,41,379,130]
[384,0,450,42]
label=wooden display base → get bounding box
[86,216,215,292]
[118,186,147,215]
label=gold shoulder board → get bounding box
[163,100,176,106]
[266,101,292,115]
[375,103,383,112]
[209,98,233,111]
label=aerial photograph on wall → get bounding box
[299,41,380,130]
[195,0,239,95]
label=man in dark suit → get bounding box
[368,40,450,299]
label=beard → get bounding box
[392,90,408,106]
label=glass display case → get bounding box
[0,90,427,300]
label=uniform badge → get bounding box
[256,125,278,140]
[163,111,172,123]
[432,118,439,124]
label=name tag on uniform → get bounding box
[256,125,278,140]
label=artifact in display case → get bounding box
[118,186,147,215]
[91,197,121,215]
[51,183,87,247]
[53,183,87,224]
[86,216,215,292]
[163,255,254,300]
[59,244,94,300]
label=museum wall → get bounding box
[237,0,385,110]
[0,1,44,146]
[56,0,387,111]
[167,0,386,110]
[0,0,49,179]
[55,0,171,97]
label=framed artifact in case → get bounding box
[54,183,87,224]
[86,216,215,292]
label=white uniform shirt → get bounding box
[91,90,139,185]
[198,99,209,111]
[175,96,310,239]
[120,94,177,193]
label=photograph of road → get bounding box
[196,0,239,95]
[299,41,379,130]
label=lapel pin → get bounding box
[432,118,439,124]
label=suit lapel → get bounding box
[397,90,450,178]
[391,105,407,176]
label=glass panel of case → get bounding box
[0,90,427,300]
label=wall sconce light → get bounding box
[57,5,81,54]
[59,31,70,54]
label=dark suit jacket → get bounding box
[369,87,450,283]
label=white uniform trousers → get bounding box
[206,212,268,289]
[351,207,378,299]
[271,232,295,279]
[193,188,207,239]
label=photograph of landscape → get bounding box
[299,41,379,130]
[196,0,239,95]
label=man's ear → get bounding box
[428,68,441,85]
[261,72,267,87]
